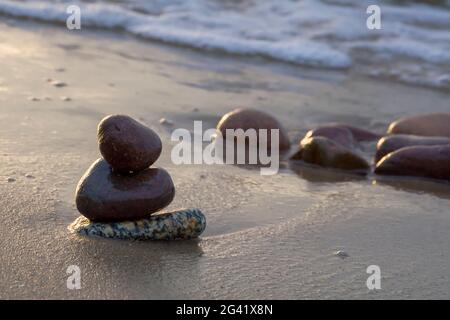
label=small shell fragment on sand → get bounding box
[335,250,349,259]
[159,118,174,126]
[68,208,206,240]
[61,96,71,101]
[51,81,67,88]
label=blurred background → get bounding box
[1,0,449,90]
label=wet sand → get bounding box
[1,19,450,299]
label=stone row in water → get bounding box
[217,108,450,181]
[288,113,450,181]
[215,108,450,181]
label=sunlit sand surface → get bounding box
[1,19,450,299]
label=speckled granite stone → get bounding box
[68,208,206,240]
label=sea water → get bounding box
[0,0,449,90]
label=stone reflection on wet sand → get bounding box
[289,162,367,184]
[373,177,450,201]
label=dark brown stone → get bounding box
[303,126,355,148]
[375,145,450,181]
[343,125,381,142]
[216,108,290,152]
[375,134,450,163]
[387,113,450,137]
[98,114,162,173]
[291,136,369,172]
[75,159,175,222]
[304,124,380,148]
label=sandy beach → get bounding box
[1,14,450,299]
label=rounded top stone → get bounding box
[97,114,162,173]
[216,108,290,151]
[387,113,450,137]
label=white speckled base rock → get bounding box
[68,208,206,240]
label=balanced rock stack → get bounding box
[69,115,206,240]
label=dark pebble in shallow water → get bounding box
[302,125,355,148]
[305,123,380,149]
[216,108,291,152]
[291,136,369,172]
[387,113,450,137]
[98,114,162,173]
[375,144,450,181]
[303,124,380,148]
[75,158,175,222]
[375,134,450,163]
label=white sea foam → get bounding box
[1,0,449,89]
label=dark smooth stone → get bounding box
[98,114,162,173]
[304,124,380,148]
[387,113,450,137]
[76,159,175,222]
[216,108,290,152]
[375,145,450,181]
[303,126,355,148]
[291,136,369,172]
[343,125,381,141]
[375,134,450,163]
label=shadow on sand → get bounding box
[289,160,368,183]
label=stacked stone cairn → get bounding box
[68,114,206,240]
